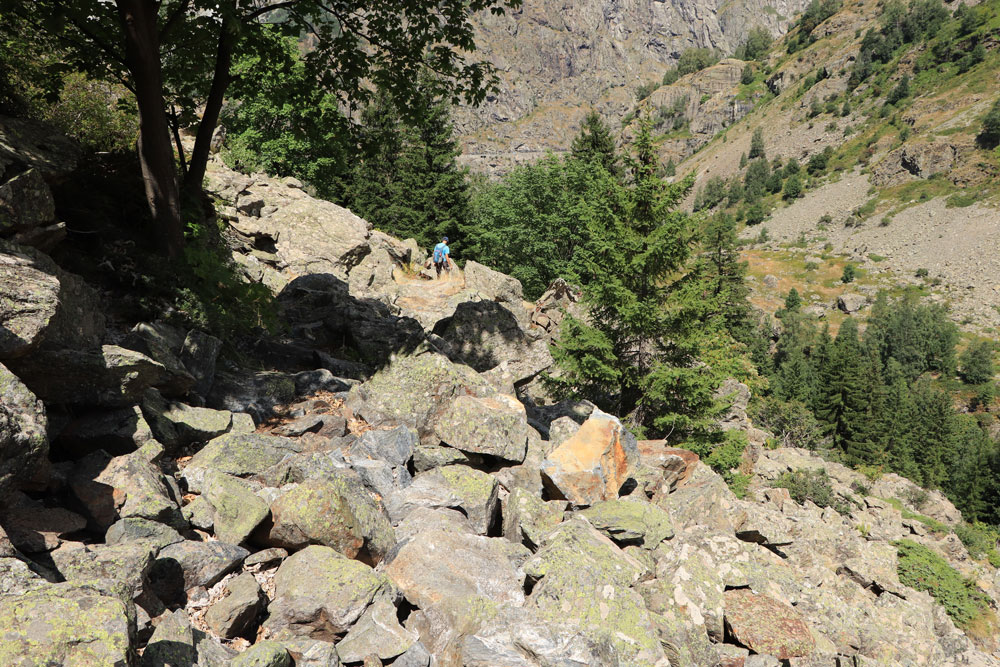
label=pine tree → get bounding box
[876,358,917,477]
[552,121,718,438]
[909,379,957,488]
[784,288,802,312]
[348,80,470,248]
[571,110,622,178]
[665,158,677,177]
[748,128,766,160]
[959,340,994,385]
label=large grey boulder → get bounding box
[433,393,529,462]
[202,470,270,545]
[261,476,395,564]
[578,498,674,549]
[11,345,167,407]
[347,350,494,442]
[264,545,390,640]
[387,465,499,535]
[502,487,565,551]
[0,581,136,665]
[142,388,233,448]
[51,541,154,599]
[150,540,248,605]
[0,362,47,497]
[207,369,298,423]
[68,442,184,531]
[463,261,525,310]
[181,432,302,493]
[435,300,553,385]
[336,593,418,663]
[205,572,265,639]
[56,405,155,458]
[0,242,103,360]
[522,519,665,666]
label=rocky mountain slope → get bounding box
[455,0,811,173]
[1,117,999,665]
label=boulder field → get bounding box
[0,123,997,666]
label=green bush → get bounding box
[772,468,840,508]
[895,539,995,631]
[841,264,856,283]
[954,522,1000,565]
[959,340,994,385]
[978,99,1000,149]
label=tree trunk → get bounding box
[183,14,236,198]
[116,0,184,258]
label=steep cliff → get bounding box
[456,0,810,173]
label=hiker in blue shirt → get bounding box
[432,237,452,278]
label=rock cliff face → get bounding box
[456,0,810,173]
[0,120,998,665]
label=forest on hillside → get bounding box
[2,0,999,548]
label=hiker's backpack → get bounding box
[433,243,447,263]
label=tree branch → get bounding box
[247,1,300,20]
[66,14,127,68]
[158,0,192,43]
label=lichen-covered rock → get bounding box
[262,475,395,563]
[0,361,47,498]
[0,556,46,595]
[265,545,390,639]
[503,487,565,550]
[433,393,529,462]
[202,470,269,545]
[231,640,292,667]
[69,443,184,531]
[347,351,494,441]
[384,529,528,654]
[51,541,154,599]
[660,462,737,532]
[336,593,418,663]
[150,540,248,604]
[181,432,301,493]
[540,409,638,506]
[205,572,265,639]
[11,345,167,407]
[142,608,196,666]
[56,405,155,458]
[522,519,665,666]
[279,637,342,667]
[0,581,136,665]
[387,465,499,535]
[633,441,700,498]
[105,517,184,552]
[142,389,233,448]
[0,491,87,553]
[579,498,674,548]
[207,369,298,423]
[350,426,416,469]
[724,589,815,659]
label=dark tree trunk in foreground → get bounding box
[116,0,184,258]
[184,14,237,199]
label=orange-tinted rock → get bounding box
[724,589,815,659]
[540,410,637,506]
[637,440,700,496]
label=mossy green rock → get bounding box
[523,519,665,666]
[52,541,155,597]
[230,641,291,667]
[433,393,528,462]
[263,475,395,563]
[141,608,195,666]
[265,545,389,639]
[203,469,269,545]
[0,361,47,497]
[349,351,494,438]
[0,582,136,666]
[388,465,498,534]
[502,487,565,550]
[579,498,674,549]
[182,432,301,493]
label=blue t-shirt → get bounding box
[433,242,450,263]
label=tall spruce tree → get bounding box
[571,110,622,178]
[347,81,470,248]
[551,121,719,438]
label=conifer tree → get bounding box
[571,110,622,178]
[552,121,718,438]
[876,358,917,476]
[784,288,802,313]
[749,128,766,160]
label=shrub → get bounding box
[954,522,1000,564]
[841,264,856,283]
[895,539,995,631]
[677,47,721,75]
[915,268,929,278]
[745,202,768,226]
[783,174,803,199]
[978,99,1000,149]
[741,63,755,85]
[772,468,850,512]
[959,340,994,385]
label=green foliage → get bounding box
[783,174,804,199]
[551,122,742,440]
[886,75,911,105]
[772,468,850,513]
[347,79,470,248]
[739,27,774,61]
[960,340,995,385]
[665,158,677,177]
[784,288,803,312]
[954,522,1000,565]
[171,220,279,339]
[688,430,751,495]
[895,539,995,631]
[745,202,768,226]
[807,146,833,175]
[750,396,830,450]
[841,264,856,283]
[222,27,351,201]
[748,128,766,160]
[978,98,1000,149]
[677,47,721,76]
[464,155,622,299]
[694,176,728,211]
[635,81,658,101]
[741,63,755,85]
[572,111,623,178]
[662,68,680,86]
